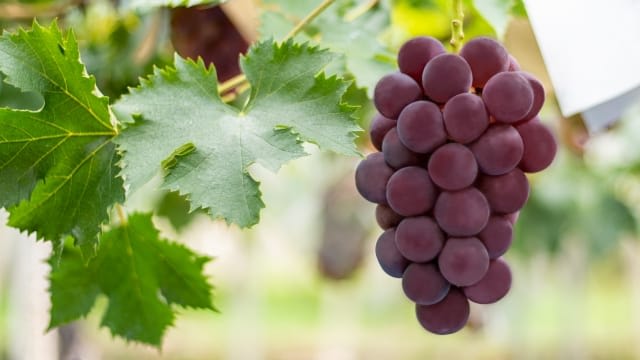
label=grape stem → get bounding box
[450,0,465,52]
[218,0,338,97]
[116,204,128,226]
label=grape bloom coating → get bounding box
[356,36,557,335]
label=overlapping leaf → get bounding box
[114,40,359,227]
[49,213,214,346]
[0,22,123,251]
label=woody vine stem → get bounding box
[450,0,465,52]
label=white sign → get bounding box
[523,0,640,132]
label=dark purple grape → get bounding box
[470,124,524,176]
[355,153,394,204]
[516,117,557,173]
[438,237,490,286]
[459,37,509,88]
[398,36,446,83]
[508,55,521,71]
[428,143,478,191]
[375,204,403,230]
[386,166,437,217]
[422,53,472,103]
[516,72,545,121]
[381,128,421,169]
[402,263,450,305]
[463,258,512,304]
[369,113,396,151]
[478,168,530,214]
[482,72,534,123]
[397,100,447,154]
[434,188,490,237]
[416,287,469,335]
[443,93,489,144]
[478,216,513,259]
[395,216,444,262]
[375,228,409,278]
[374,72,422,119]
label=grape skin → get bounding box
[478,216,513,259]
[374,72,423,119]
[415,287,470,335]
[355,153,394,204]
[395,216,444,262]
[428,143,478,191]
[516,117,557,173]
[397,100,447,154]
[478,168,530,214]
[375,204,403,230]
[375,228,409,278]
[470,124,524,176]
[459,37,509,88]
[443,93,489,144]
[434,188,490,237]
[398,36,446,83]
[517,72,545,121]
[382,128,421,169]
[369,113,396,151]
[422,53,472,104]
[482,72,534,123]
[386,166,437,217]
[508,55,521,71]
[438,237,490,286]
[402,263,450,305]
[463,258,512,304]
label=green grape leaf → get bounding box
[49,213,214,346]
[260,1,395,97]
[471,0,514,39]
[0,22,123,252]
[113,40,359,228]
[121,0,226,10]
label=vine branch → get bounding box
[218,0,338,97]
[450,0,465,53]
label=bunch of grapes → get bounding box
[355,36,557,335]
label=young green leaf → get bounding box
[114,40,359,228]
[49,213,214,346]
[0,22,124,251]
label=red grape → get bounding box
[374,72,422,118]
[397,100,446,154]
[434,188,490,237]
[428,143,478,191]
[355,152,393,204]
[375,204,403,230]
[478,168,530,214]
[395,216,444,262]
[382,128,421,169]
[517,72,545,121]
[369,113,396,151]
[422,53,472,103]
[463,258,512,304]
[398,36,446,83]
[416,287,470,335]
[375,228,409,278]
[459,37,509,88]
[478,216,513,259]
[470,124,524,176]
[516,117,557,173]
[386,166,437,217]
[443,93,489,144]
[402,263,450,305]
[438,237,490,286]
[482,72,534,123]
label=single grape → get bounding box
[516,117,557,173]
[428,143,478,191]
[478,216,513,259]
[395,216,444,262]
[386,166,437,217]
[422,53,472,103]
[434,188,490,237]
[478,168,530,214]
[459,37,509,88]
[470,124,524,176]
[463,258,512,304]
[355,153,394,204]
[508,55,521,71]
[402,263,450,305]
[398,36,446,83]
[374,72,422,119]
[482,72,534,123]
[375,228,409,278]
[438,237,490,286]
[369,113,396,151]
[516,72,545,121]
[416,287,470,335]
[382,128,421,169]
[375,204,404,230]
[443,93,489,144]
[396,100,447,154]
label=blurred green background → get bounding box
[0,0,639,359]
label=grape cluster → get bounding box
[356,36,557,335]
